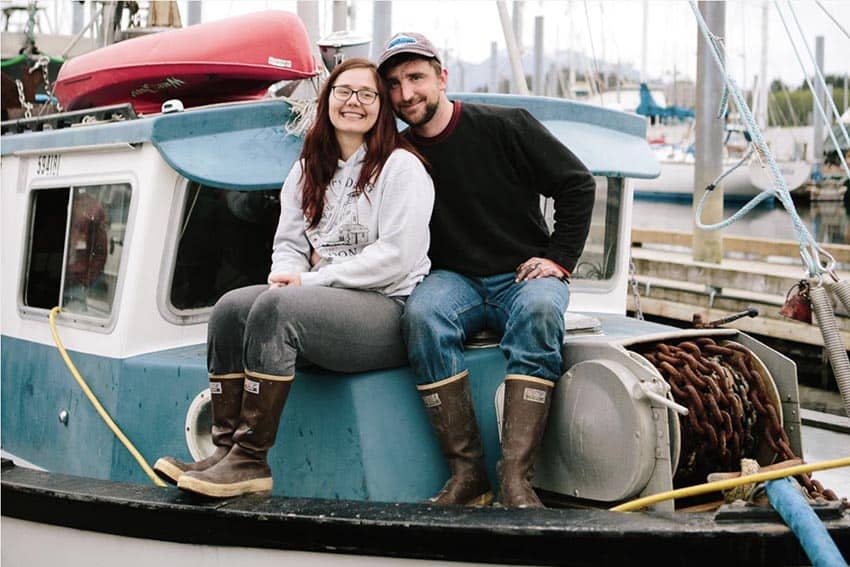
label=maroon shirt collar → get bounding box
[406,100,462,145]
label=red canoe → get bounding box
[54,11,316,114]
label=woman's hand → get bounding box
[269,273,303,288]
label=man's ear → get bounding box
[439,67,448,91]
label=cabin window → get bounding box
[170,183,280,311]
[542,176,620,281]
[25,184,131,317]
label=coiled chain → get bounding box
[637,337,836,501]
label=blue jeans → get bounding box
[402,270,570,384]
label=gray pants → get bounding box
[208,284,408,377]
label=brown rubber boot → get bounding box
[418,371,494,507]
[177,372,293,498]
[154,373,245,484]
[497,375,554,508]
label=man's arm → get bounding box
[509,108,596,274]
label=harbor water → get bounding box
[633,196,850,246]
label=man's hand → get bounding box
[515,257,567,282]
[269,273,303,288]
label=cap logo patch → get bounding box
[387,35,418,49]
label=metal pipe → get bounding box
[533,15,543,96]
[693,1,725,264]
[370,1,392,61]
[332,0,347,32]
[496,1,529,95]
[187,1,202,26]
[489,41,498,93]
[809,283,850,417]
[813,36,825,167]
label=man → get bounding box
[378,33,596,508]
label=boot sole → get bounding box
[177,474,273,498]
[153,458,184,486]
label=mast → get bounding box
[496,1,529,95]
[757,1,769,129]
[693,1,725,264]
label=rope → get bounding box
[48,307,166,487]
[687,1,834,280]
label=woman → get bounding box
[154,58,434,498]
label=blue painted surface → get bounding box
[3,95,659,188]
[1,333,519,501]
[149,100,304,191]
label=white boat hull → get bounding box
[749,160,812,193]
[1,517,504,567]
[634,158,759,200]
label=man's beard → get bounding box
[399,97,440,127]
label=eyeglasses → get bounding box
[330,86,379,105]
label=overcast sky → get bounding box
[34,0,850,86]
[192,0,849,87]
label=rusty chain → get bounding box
[637,337,837,502]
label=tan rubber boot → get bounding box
[497,375,554,508]
[177,372,293,498]
[154,373,244,484]
[418,371,494,507]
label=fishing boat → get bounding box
[2,10,849,566]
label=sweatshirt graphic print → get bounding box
[270,146,434,297]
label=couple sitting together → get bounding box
[155,32,596,508]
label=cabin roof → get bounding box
[1,96,659,190]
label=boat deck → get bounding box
[2,460,848,566]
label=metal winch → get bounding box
[531,326,814,511]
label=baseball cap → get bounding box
[377,32,441,70]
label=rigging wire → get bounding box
[780,0,850,177]
[813,0,850,40]
[582,0,602,103]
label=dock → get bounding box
[629,229,850,348]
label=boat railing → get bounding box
[1,103,138,135]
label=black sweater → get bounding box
[405,101,596,277]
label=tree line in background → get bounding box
[766,75,849,127]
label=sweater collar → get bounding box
[406,100,463,146]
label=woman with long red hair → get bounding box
[155,58,434,498]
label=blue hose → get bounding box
[766,478,847,566]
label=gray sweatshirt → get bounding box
[269,146,434,297]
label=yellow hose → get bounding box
[49,307,166,487]
[610,457,850,512]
